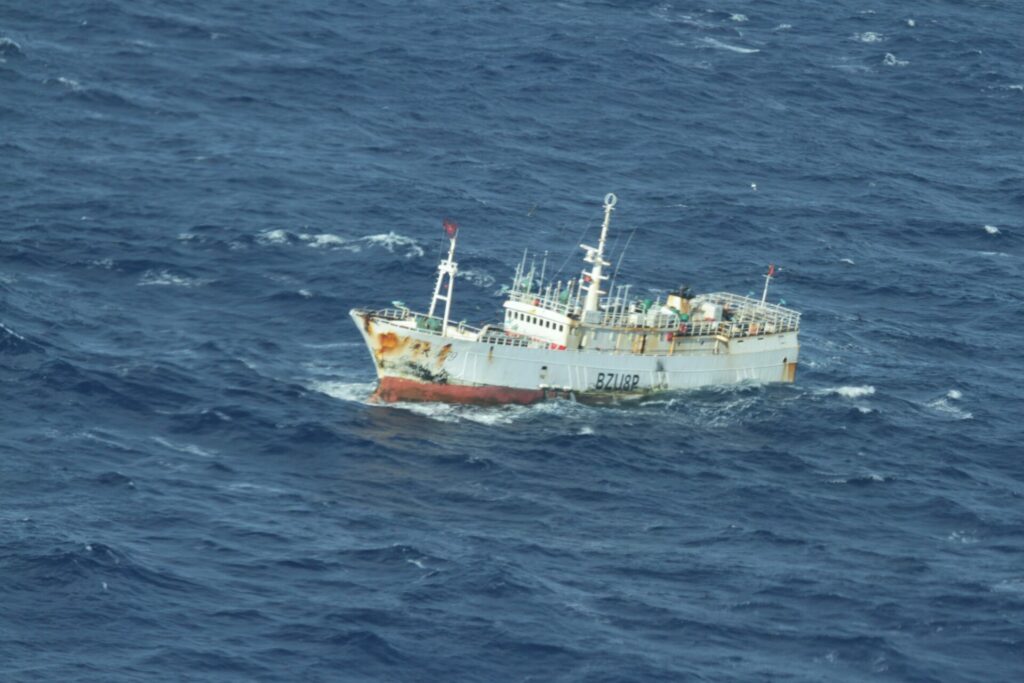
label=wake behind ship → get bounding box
[351,194,800,405]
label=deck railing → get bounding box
[693,292,801,333]
[505,289,575,316]
[362,290,799,351]
[363,308,484,338]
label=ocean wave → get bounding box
[257,228,291,245]
[11,541,203,593]
[993,578,1024,593]
[828,473,888,485]
[310,380,376,403]
[257,229,425,258]
[820,385,875,399]
[138,269,210,287]
[699,37,760,54]
[300,232,347,248]
[925,392,973,420]
[152,436,217,458]
[854,32,884,43]
[0,36,24,58]
[360,232,425,258]
[457,268,496,288]
[0,322,43,356]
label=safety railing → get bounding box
[365,309,482,338]
[582,294,799,336]
[506,289,575,316]
[692,293,801,333]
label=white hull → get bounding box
[352,310,798,403]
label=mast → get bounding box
[428,221,459,335]
[581,193,616,313]
[760,264,775,305]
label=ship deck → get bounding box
[358,291,800,355]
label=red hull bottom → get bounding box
[371,377,546,406]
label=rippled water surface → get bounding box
[2,1,1023,680]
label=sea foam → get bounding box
[823,385,876,399]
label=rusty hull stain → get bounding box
[373,331,409,362]
[784,361,798,383]
[370,329,450,384]
[437,343,453,367]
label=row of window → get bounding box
[508,310,565,332]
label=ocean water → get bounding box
[2,0,1022,680]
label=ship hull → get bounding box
[351,310,799,405]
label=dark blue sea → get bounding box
[2,1,1023,680]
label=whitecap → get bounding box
[0,36,23,57]
[700,37,760,54]
[983,224,1000,235]
[56,76,82,91]
[854,32,883,43]
[926,397,972,420]
[351,388,589,426]
[0,322,27,341]
[947,389,962,400]
[138,269,208,287]
[310,380,376,403]
[821,385,875,399]
[906,19,916,28]
[774,24,793,31]
[883,53,908,67]
[457,269,496,288]
[947,530,977,544]
[257,229,290,245]
[840,258,855,265]
[300,233,346,248]
[730,14,748,23]
[359,232,425,258]
[298,289,313,298]
[398,402,528,426]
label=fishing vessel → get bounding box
[351,193,800,404]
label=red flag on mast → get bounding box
[767,264,776,277]
[443,219,458,239]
